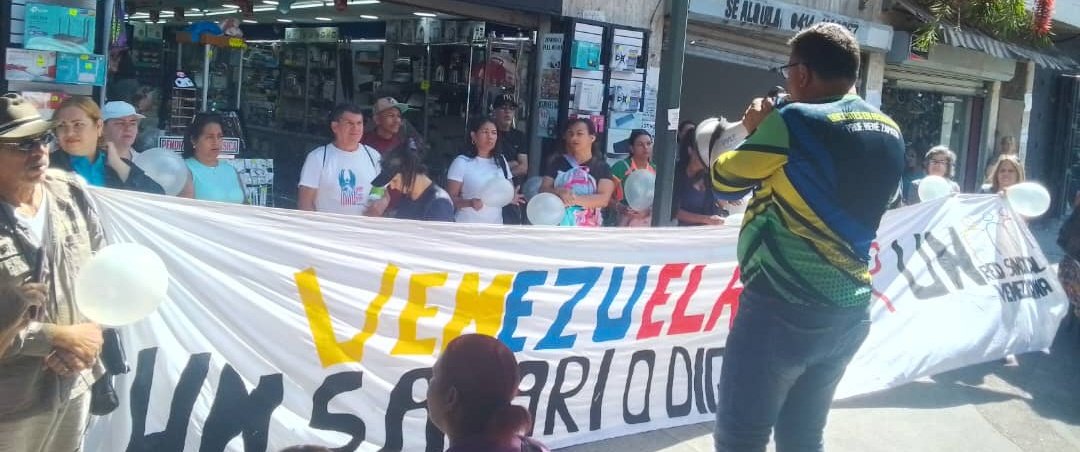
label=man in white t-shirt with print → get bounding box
[298,104,386,216]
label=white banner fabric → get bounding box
[82,190,1067,451]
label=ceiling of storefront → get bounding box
[125,0,462,24]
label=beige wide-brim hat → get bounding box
[0,94,52,142]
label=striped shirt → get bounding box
[711,94,905,308]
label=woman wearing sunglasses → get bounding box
[49,96,163,193]
[0,94,105,451]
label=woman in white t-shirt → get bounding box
[446,118,518,224]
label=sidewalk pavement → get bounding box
[560,217,1080,452]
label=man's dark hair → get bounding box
[788,23,860,82]
[329,103,364,123]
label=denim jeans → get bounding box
[714,291,871,452]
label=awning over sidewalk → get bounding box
[895,0,1077,71]
[941,26,1077,71]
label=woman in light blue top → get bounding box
[178,113,245,204]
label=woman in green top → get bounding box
[178,113,245,204]
[610,129,654,227]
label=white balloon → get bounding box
[527,193,566,225]
[75,243,169,326]
[479,177,515,208]
[1005,182,1051,217]
[522,176,543,201]
[135,148,190,196]
[725,213,745,226]
[624,170,656,212]
[917,175,953,202]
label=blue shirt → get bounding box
[69,154,107,187]
[185,158,245,204]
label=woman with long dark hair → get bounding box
[673,124,725,226]
[427,334,549,452]
[447,117,518,224]
[540,118,615,227]
[610,129,655,227]
[178,113,244,203]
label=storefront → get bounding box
[681,0,893,124]
[880,34,1017,191]
[112,0,551,208]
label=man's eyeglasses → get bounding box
[1,133,55,153]
[773,62,805,79]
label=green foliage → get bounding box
[910,0,1052,52]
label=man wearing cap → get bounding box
[710,24,904,451]
[492,94,528,179]
[0,94,106,451]
[363,97,412,156]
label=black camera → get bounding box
[100,328,129,375]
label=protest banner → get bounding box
[84,191,1067,451]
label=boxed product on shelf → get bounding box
[56,52,106,86]
[23,2,97,54]
[19,91,70,119]
[4,48,57,82]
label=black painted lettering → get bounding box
[739,0,752,22]
[893,236,949,299]
[1037,278,1053,297]
[544,356,590,435]
[693,348,708,414]
[381,368,442,452]
[724,0,739,19]
[127,350,210,452]
[924,228,988,289]
[1028,257,1048,274]
[589,349,615,431]
[310,372,366,451]
[623,350,656,424]
[704,348,725,413]
[199,365,283,451]
[666,347,693,418]
[980,263,1006,280]
[1005,257,1022,277]
[517,360,550,436]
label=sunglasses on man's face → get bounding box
[1,133,55,153]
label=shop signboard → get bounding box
[284,27,340,43]
[689,0,893,52]
[159,136,241,156]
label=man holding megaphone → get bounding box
[710,24,906,451]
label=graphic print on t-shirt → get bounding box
[338,169,364,206]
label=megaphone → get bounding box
[695,117,749,166]
[693,86,785,165]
